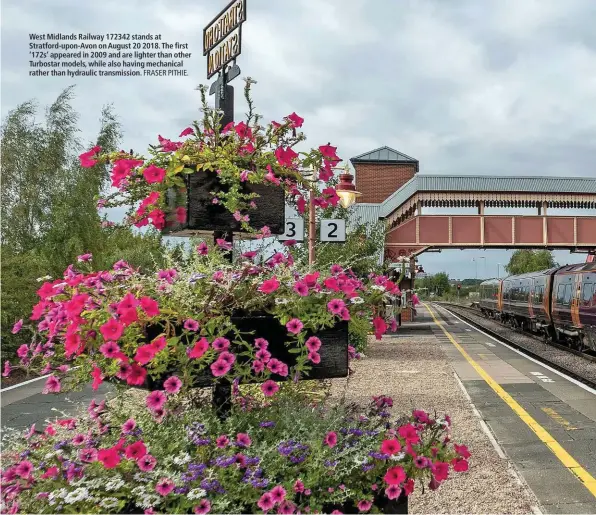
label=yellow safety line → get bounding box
[424,302,596,498]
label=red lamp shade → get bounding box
[336,173,362,208]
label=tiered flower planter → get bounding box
[162,171,286,235]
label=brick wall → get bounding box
[353,162,417,204]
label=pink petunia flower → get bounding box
[261,380,279,397]
[270,484,286,503]
[79,448,98,462]
[381,439,402,456]
[99,341,120,359]
[293,281,308,296]
[384,466,406,485]
[125,441,147,460]
[98,447,121,469]
[100,318,124,341]
[305,336,321,352]
[293,479,304,493]
[278,500,296,514]
[212,337,230,352]
[196,242,209,255]
[258,277,280,294]
[216,435,229,448]
[122,418,136,433]
[324,431,337,448]
[11,319,23,334]
[146,390,166,411]
[357,500,372,513]
[151,336,167,352]
[194,499,211,514]
[138,454,157,471]
[77,253,92,262]
[184,318,199,331]
[252,360,265,373]
[140,297,160,317]
[327,299,345,315]
[432,461,449,481]
[15,461,33,478]
[43,375,61,394]
[254,338,268,350]
[308,351,321,364]
[385,484,402,500]
[286,318,303,334]
[210,359,232,377]
[72,434,86,446]
[236,433,251,447]
[2,361,12,377]
[258,492,275,512]
[189,337,209,359]
[163,376,182,394]
[155,477,175,496]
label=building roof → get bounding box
[350,146,418,164]
[348,203,381,230]
[380,174,596,218]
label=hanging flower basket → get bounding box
[162,171,285,236]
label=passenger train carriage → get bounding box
[479,262,596,352]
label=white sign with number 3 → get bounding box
[320,219,346,242]
[279,218,304,241]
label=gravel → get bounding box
[329,334,540,514]
[441,303,596,386]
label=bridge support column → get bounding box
[542,201,548,245]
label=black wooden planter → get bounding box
[133,316,349,390]
[120,493,407,514]
[322,492,408,514]
[162,171,285,235]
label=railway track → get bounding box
[434,302,596,390]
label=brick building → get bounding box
[349,146,420,323]
[350,146,419,204]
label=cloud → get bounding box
[2,0,595,279]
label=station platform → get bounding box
[417,303,596,513]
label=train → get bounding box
[478,262,596,352]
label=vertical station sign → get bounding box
[204,0,247,79]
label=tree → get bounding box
[415,271,450,296]
[505,250,557,276]
[1,88,166,357]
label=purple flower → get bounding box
[260,421,275,428]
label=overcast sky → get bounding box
[2,0,595,279]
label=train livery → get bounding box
[479,262,596,352]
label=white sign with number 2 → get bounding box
[320,219,346,242]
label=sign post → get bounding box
[205,0,246,127]
[203,0,247,418]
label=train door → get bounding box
[553,274,573,327]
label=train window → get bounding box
[535,286,543,304]
[583,283,594,307]
[556,284,565,305]
[562,284,572,306]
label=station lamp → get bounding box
[335,167,362,208]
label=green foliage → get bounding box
[416,271,451,297]
[505,250,557,276]
[0,88,166,357]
